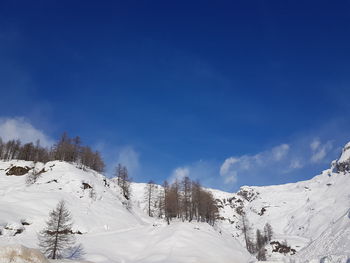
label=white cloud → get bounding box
[220,157,238,175]
[169,167,190,183]
[115,146,140,177]
[0,117,53,147]
[289,159,303,169]
[220,143,290,186]
[310,139,333,163]
[272,144,290,161]
[168,160,219,188]
[310,139,321,151]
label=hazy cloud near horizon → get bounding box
[0,116,348,192]
[0,117,54,147]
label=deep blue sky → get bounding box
[1,1,350,191]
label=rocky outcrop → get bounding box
[6,166,31,176]
[335,142,350,172]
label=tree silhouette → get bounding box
[38,200,75,259]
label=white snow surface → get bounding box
[0,160,249,263]
[1,142,350,262]
[295,208,350,262]
[338,142,350,164]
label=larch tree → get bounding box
[241,213,255,254]
[181,176,191,220]
[115,164,131,200]
[145,180,157,217]
[264,222,273,242]
[38,200,75,259]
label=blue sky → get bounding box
[0,1,350,191]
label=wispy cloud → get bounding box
[114,146,140,179]
[310,138,333,163]
[218,132,344,190]
[0,117,53,147]
[219,143,290,186]
[169,167,190,183]
[169,160,219,187]
[289,159,303,169]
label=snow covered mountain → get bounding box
[0,142,349,262]
[211,142,350,262]
[0,160,249,263]
[131,143,350,262]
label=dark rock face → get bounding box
[237,187,258,202]
[270,241,296,255]
[336,161,350,173]
[82,182,92,189]
[335,144,350,172]
[6,166,31,176]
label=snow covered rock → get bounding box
[336,142,350,172]
[1,141,350,262]
[0,160,250,262]
[0,244,49,263]
[295,209,350,262]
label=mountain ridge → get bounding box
[0,141,349,262]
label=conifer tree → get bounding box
[38,200,75,259]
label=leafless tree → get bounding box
[161,178,218,225]
[181,176,191,220]
[241,213,255,253]
[0,135,104,173]
[264,222,273,242]
[144,180,157,217]
[38,200,75,259]
[115,164,131,200]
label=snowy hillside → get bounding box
[209,143,350,262]
[0,142,349,262]
[296,209,350,262]
[131,142,350,262]
[0,160,250,263]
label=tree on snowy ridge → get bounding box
[115,163,132,200]
[0,133,105,172]
[38,200,76,259]
[144,180,157,217]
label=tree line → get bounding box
[0,133,105,172]
[241,214,273,261]
[144,177,218,225]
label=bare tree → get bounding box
[264,222,273,242]
[115,164,131,200]
[256,228,268,261]
[0,135,104,172]
[145,180,157,217]
[241,214,255,253]
[162,180,170,224]
[38,200,76,259]
[181,176,191,220]
[257,247,267,261]
[161,178,217,225]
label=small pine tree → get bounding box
[38,200,75,259]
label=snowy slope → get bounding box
[1,142,349,262]
[208,142,350,262]
[295,209,350,262]
[0,160,250,263]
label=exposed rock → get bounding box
[335,142,350,172]
[270,241,296,255]
[82,182,92,189]
[237,187,258,202]
[6,166,31,176]
[258,207,266,216]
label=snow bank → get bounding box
[0,244,49,263]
